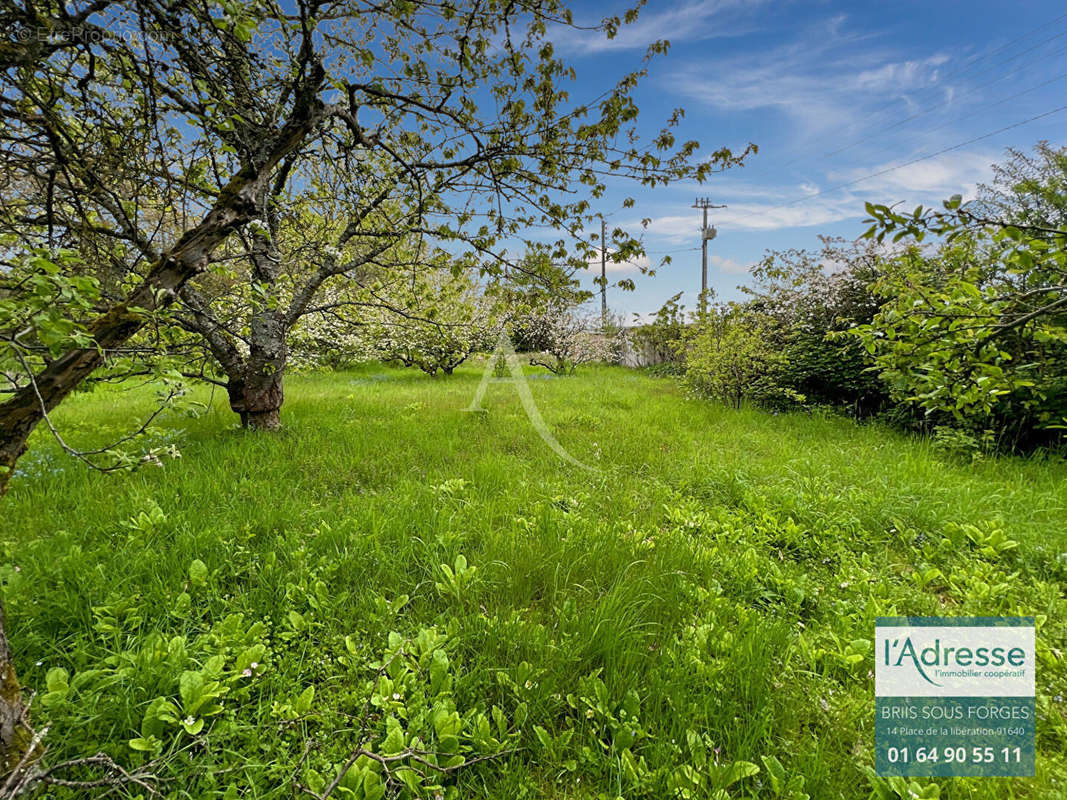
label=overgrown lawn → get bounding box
[2,364,1065,799]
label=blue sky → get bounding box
[549,0,1067,320]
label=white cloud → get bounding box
[552,0,768,55]
[854,54,949,92]
[828,150,996,197]
[716,201,857,231]
[707,254,749,274]
[663,16,956,141]
[582,248,746,277]
[587,252,653,274]
[640,201,856,234]
[609,252,652,273]
[635,149,999,235]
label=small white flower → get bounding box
[392,692,401,701]
[241,668,252,678]
[184,715,195,726]
[250,662,259,669]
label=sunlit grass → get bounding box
[2,363,1065,798]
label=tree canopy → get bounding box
[0,0,752,493]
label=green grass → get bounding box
[2,363,1066,799]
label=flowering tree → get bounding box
[742,237,889,414]
[0,0,753,769]
[526,308,623,374]
[370,276,505,377]
[0,0,752,494]
[300,258,507,377]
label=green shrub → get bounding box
[855,143,1067,452]
[629,291,689,372]
[684,306,804,409]
[745,238,889,415]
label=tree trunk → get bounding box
[196,307,287,430]
[0,598,37,776]
[225,376,249,428]
[224,309,286,431]
[240,371,284,430]
[232,367,284,430]
[237,195,287,431]
[0,402,35,498]
[0,84,327,496]
[244,307,287,430]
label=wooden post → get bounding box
[600,217,607,325]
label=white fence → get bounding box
[618,333,670,368]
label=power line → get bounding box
[751,101,1067,214]
[642,246,700,255]
[909,11,1067,86]
[798,10,1067,165]
[821,36,1067,162]
[914,68,1067,141]
[777,10,1067,171]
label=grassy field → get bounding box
[2,363,1066,799]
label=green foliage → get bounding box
[931,425,997,461]
[761,754,810,799]
[782,327,882,411]
[744,238,889,414]
[854,144,1067,451]
[675,146,1067,452]
[0,249,202,473]
[855,220,1067,449]
[301,626,522,800]
[860,766,942,800]
[628,292,689,372]
[685,305,804,409]
[668,239,888,416]
[0,250,101,369]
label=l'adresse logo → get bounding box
[875,617,1035,777]
[882,635,1028,686]
[875,620,1033,698]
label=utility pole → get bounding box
[600,216,607,325]
[692,198,726,312]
